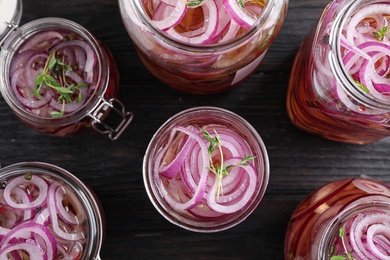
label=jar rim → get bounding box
[119,0,284,54]
[328,0,390,110]
[0,161,104,259]
[143,106,270,232]
[317,199,390,259]
[0,17,109,127]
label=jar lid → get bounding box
[0,0,20,40]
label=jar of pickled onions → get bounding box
[0,17,133,140]
[0,162,104,259]
[285,178,390,260]
[143,106,269,232]
[119,0,288,94]
[287,0,390,144]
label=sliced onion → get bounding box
[3,175,48,211]
[206,158,257,214]
[55,39,96,84]
[0,174,88,259]
[0,222,57,260]
[332,3,390,115]
[166,0,218,44]
[349,212,390,259]
[131,0,266,46]
[10,30,97,118]
[152,0,187,31]
[155,124,258,216]
[0,241,45,260]
[222,0,257,29]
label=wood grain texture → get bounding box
[1,0,390,259]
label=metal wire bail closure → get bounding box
[88,96,134,141]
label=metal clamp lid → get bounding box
[88,97,134,141]
[0,0,20,43]
[0,22,18,48]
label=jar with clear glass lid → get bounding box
[0,161,104,259]
[287,0,390,144]
[119,0,288,94]
[285,178,390,260]
[0,16,133,140]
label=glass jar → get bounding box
[118,0,288,94]
[0,17,133,140]
[287,0,390,144]
[0,161,104,260]
[143,106,269,232]
[285,178,390,260]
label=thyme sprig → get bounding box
[238,0,265,8]
[373,26,388,41]
[354,79,369,93]
[201,128,256,199]
[330,225,357,260]
[33,50,87,118]
[183,0,204,7]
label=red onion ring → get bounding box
[0,174,88,259]
[3,175,48,211]
[155,124,258,216]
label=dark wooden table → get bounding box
[2,0,390,259]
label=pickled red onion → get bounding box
[147,0,264,44]
[10,30,97,118]
[222,0,256,29]
[155,124,258,216]
[0,174,87,259]
[152,0,187,31]
[333,3,390,114]
[349,212,390,259]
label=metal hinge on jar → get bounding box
[88,97,134,141]
[0,23,18,49]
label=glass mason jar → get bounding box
[285,178,390,260]
[0,17,133,140]
[0,161,104,260]
[143,106,269,232]
[287,0,390,144]
[118,0,288,94]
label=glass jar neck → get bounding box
[127,0,284,54]
[318,201,390,259]
[0,17,109,127]
[0,162,104,259]
[328,0,390,110]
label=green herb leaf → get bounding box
[330,225,357,260]
[183,0,204,6]
[201,128,255,199]
[354,80,369,93]
[48,54,57,70]
[51,110,64,118]
[34,49,88,118]
[35,74,45,86]
[373,26,388,41]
